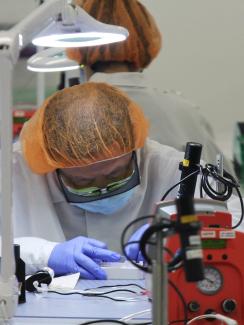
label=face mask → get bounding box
[70,188,135,215]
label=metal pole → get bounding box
[36,47,45,106]
[216,153,224,193]
[152,215,168,325]
[0,55,14,281]
[0,51,18,320]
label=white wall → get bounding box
[141,0,244,159]
[0,0,38,25]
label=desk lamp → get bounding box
[0,0,128,320]
[27,47,80,72]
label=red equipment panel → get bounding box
[167,211,244,324]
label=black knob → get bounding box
[222,299,237,313]
[188,301,200,312]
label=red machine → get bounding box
[156,199,244,324]
[13,109,35,138]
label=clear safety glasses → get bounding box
[56,151,140,203]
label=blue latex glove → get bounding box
[48,236,121,279]
[125,224,149,262]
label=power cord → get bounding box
[200,164,243,228]
[187,313,237,325]
[119,308,151,322]
[79,320,151,325]
[34,282,144,302]
[161,163,243,229]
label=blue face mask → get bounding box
[71,188,135,215]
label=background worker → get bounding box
[66,0,234,173]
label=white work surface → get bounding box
[13,279,151,325]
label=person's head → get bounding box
[66,0,162,73]
[20,82,148,210]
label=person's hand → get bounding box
[48,236,121,279]
[125,224,149,262]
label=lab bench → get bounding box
[13,279,151,325]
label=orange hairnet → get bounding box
[66,0,162,70]
[20,82,149,174]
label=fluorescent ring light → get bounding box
[27,47,80,72]
[33,5,129,48]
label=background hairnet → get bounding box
[66,0,162,70]
[20,82,149,174]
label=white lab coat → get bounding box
[10,139,182,273]
[90,72,234,174]
[10,139,243,274]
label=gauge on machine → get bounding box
[197,265,223,295]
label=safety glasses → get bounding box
[56,151,140,203]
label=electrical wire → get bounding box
[79,320,129,325]
[79,320,152,325]
[187,313,237,324]
[84,283,146,291]
[121,215,155,272]
[46,290,135,302]
[160,162,243,229]
[119,308,151,322]
[168,280,188,325]
[200,164,244,228]
[139,222,174,266]
[121,213,188,323]
[161,170,200,201]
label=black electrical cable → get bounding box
[139,223,174,266]
[84,289,137,296]
[121,220,188,324]
[168,280,188,325]
[160,162,243,229]
[47,290,134,302]
[121,215,155,272]
[79,320,152,325]
[84,283,146,291]
[80,321,128,325]
[161,170,200,201]
[200,164,244,228]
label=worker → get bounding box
[14,82,189,279]
[66,0,234,174]
[12,82,243,279]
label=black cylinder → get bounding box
[14,244,26,303]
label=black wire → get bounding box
[79,321,152,325]
[84,284,146,291]
[47,290,132,302]
[79,321,128,325]
[168,280,188,325]
[121,215,155,272]
[161,170,200,201]
[160,162,243,229]
[200,164,244,228]
[139,223,174,266]
[84,289,137,296]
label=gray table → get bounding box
[13,280,151,325]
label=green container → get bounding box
[233,122,244,185]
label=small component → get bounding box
[222,299,237,313]
[188,301,200,312]
[100,260,144,280]
[25,267,54,292]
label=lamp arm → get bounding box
[0,0,63,64]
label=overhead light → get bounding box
[32,5,129,48]
[27,47,80,72]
